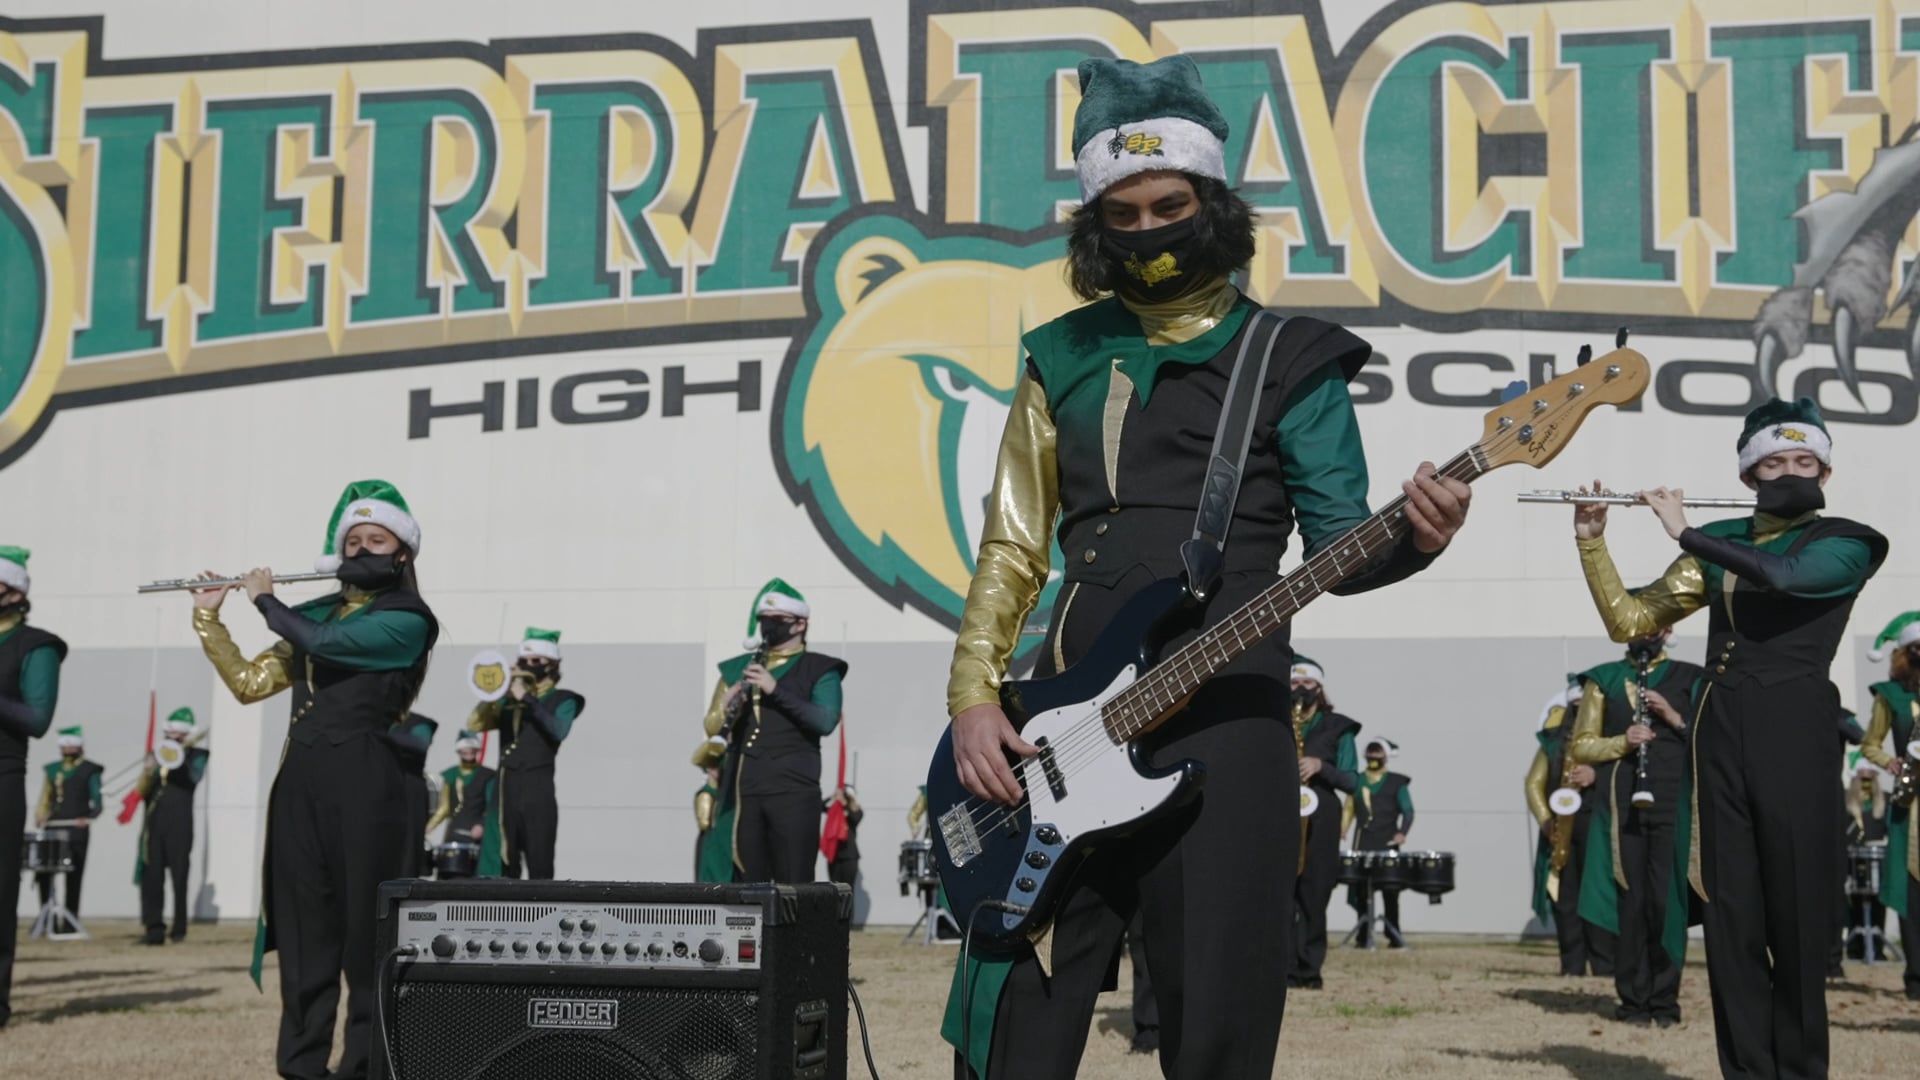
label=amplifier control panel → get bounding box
[394,899,765,970]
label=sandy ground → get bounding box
[1,920,1915,1078]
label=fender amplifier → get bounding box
[371,879,850,1080]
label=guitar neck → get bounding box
[1104,447,1485,743]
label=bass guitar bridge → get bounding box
[939,805,983,868]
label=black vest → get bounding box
[146,747,208,827]
[1352,771,1410,849]
[1594,660,1702,822]
[1701,517,1887,692]
[1301,710,1360,796]
[285,591,439,748]
[1050,316,1370,588]
[737,651,848,797]
[446,765,495,833]
[498,688,586,772]
[0,624,67,770]
[47,759,103,819]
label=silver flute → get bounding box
[1517,490,1756,508]
[136,571,336,594]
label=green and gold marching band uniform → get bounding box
[0,546,65,1029]
[1860,611,1920,999]
[426,731,498,877]
[1578,399,1887,1076]
[1526,683,1616,977]
[1287,657,1359,987]
[135,707,210,944]
[692,762,720,880]
[941,59,1447,1079]
[196,481,438,1080]
[700,580,846,884]
[1570,645,1701,1024]
[1345,737,1414,946]
[34,726,102,927]
[467,627,582,881]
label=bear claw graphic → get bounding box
[1751,135,1920,403]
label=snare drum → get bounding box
[433,840,480,879]
[897,839,937,895]
[1846,844,1885,899]
[1337,850,1370,886]
[1369,849,1411,890]
[21,829,73,873]
[1410,851,1456,897]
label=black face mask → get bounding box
[1100,217,1201,304]
[519,660,556,683]
[337,552,406,590]
[757,617,799,650]
[1626,636,1665,662]
[1290,686,1321,711]
[1753,473,1825,517]
[1365,756,1387,771]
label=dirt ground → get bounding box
[1,920,1914,1078]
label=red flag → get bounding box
[117,690,156,825]
[819,719,849,862]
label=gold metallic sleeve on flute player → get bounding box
[1576,536,1706,642]
[1524,749,1552,827]
[947,375,1061,719]
[193,607,291,704]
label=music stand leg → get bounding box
[27,869,88,941]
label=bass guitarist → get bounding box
[939,55,1471,1080]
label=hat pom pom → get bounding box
[315,554,342,574]
[742,635,763,651]
[1868,646,1889,662]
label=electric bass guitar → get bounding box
[925,348,1650,951]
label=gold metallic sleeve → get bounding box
[908,789,928,836]
[947,375,1060,717]
[1570,681,1629,764]
[1576,537,1706,642]
[1341,794,1355,837]
[193,607,291,704]
[466,701,502,734]
[701,677,731,739]
[1525,749,1552,826]
[35,776,52,825]
[425,780,453,833]
[694,788,717,832]
[1861,695,1895,769]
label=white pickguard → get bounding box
[1018,664,1185,850]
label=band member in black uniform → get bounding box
[1526,682,1615,976]
[386,711,436,876]
[702,580,846,883]
[1569,629,1700,1027]
[824,783,863,886]
[1346,736,1415,947]
[426,731,495,878]
[190,480,438,1080]
[136,707,210,944]
[35,725,102,931]
[1860,611,1920,999]
[1289,656,1359,988]
[940,55,1468,1078]
[0,546,65,1030]
[1574,397,1888,1076]
[468,627,582,880]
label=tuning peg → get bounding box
[1499,380,1528,404]
[1616,326,1630,348]
[1576,344,1592,367]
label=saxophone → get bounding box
[1548,744,1581,876]
[1293,699,1317,874]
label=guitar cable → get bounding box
[377,945,414,1080]
[847,978,883,1079]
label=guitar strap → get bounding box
[1180,308,1287,600]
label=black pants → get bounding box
[35,827,90,925]
[1906,875,1920,995]
[1291,796,1342,980]
[1127,912,1158,1033]
[269,736,411,1080]
[502,766,558,880]
[1552,818,1616,975]
[1614,813,1681,1020]
[141,804,194,938]
[962,674,1295,1080]
[0,770,23,1027]
[827,846,858,887]
[1349,885,1404,946]
[735,789,821,883]
[1696,682,1838,1080]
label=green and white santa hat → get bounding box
[743,578,809,649]
[1072,56,1230,201]
[1363,735,1399,759]
[1736,397,1832,475]
[163,706,195,736]
[1868,611,1920,662]
[1289,656,1325,685]
[0,545,29,594]
[519,627,562,661]
[56,725,83,749]
[454,730,482,751]
[313,479,422,574]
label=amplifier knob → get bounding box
[624,943,641,958]
[601,942,617,957]
[559,917,578,933]
[558,942,575,956]
[488,940,505,955]
[698,939,725,963]
[536,941,552,957]
[581,919,599,935]
[465,940,482,955]
[431,935,457,959]
[646,943,665,959]
[512,941,529,956]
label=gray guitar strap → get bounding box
[1180,309,1287,601]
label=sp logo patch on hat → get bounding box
[1108,129,1164,159]
[1774,426,1808,443]
[353,506,374,517]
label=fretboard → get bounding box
[1101,447,1486,742]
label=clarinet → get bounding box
[724,641,772,744]
[1630,655,1655,807]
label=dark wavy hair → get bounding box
[1065,173,1257,302]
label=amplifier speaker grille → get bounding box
[391,982,760,1080]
